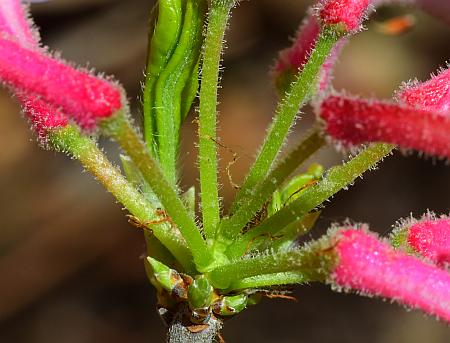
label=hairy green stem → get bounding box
[103,114,213,271]
[197,1,233,239]
[229,29,341,215]
[228,143,395,259]
[226,272,310,292]
[208,242,330,289]
[218,129,324,241]
[49,125,194,272]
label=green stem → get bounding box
[229,28,341,214]
[226,272,310,292]
[102,114,214,271]
[218,129,324,241]
[49,125,194,272]
[228,143,395,259]
[208,243,329,289]
[197,1,233,239]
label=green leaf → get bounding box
[182,186,196,218]
[268,163,324,217]
[143,0,206,185]
[147,257,190,298]
[143,0,183,156]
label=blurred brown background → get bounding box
[0,0,449,342]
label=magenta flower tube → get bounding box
[330,228,450,322]
[318,95,450,158]
[17,92,68,139]
[398,67,450,114]
[318,0,371,32]
[405,217,450,267]
[0,37,122,129]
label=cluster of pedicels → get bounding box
[0,0,449,326]
[274,0,450,323]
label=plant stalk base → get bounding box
[161,304,223,343]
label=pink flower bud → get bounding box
[273,13,347,92]
[331,228,450,322]
[17,92,68,139]
[397,67,450,114]
[318,0,371,32]
[318,94,450,158]
[406,216,450,267]
[0,1,72,141]
[274,15,321,76]
[0,37,122,129]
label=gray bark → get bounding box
[161,305,223,343]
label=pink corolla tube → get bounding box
[405,216,450,267]
[330,228,450,322]
[318,0,371,32]
[318,95,450,158]
[16,91,68,138]
[273,13,348,93]
[0,36,122,129]
[273,0,450,94]
[0,0,123,131]
[397,67,450,114]
[0,0,69,139]
[274,14,321,78]
[273,0,376,92]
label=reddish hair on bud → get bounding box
[318,0,371,32]
[397,67,450,114]
[331,228,450,322]
[0,37,122,129]
[318,94,450,158]
[0,0,73,142]
[17,92,68,140]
